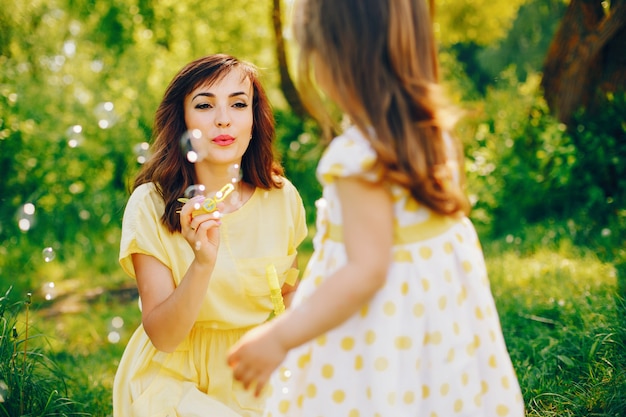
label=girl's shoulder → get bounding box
[317,126,380,185]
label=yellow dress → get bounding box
[113,178,308,417]
[264,127,525,416]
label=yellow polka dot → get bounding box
[502,376,510,389]
[461,372,469,386]
[332,390,345,403]
[321,364,334,378]
[496,404,510,416]
[401,282,409,295]
[383,301,396,316]
[365,330,376,345]
[278,400,290,413]
[489,355,497,368]
[403,391,416,404]
[341,337,355,351]
[453,322,460,335]
[314,275,323,287]
[366,387,373,399]
[490,329,496,342]
[354,355,363,370]
[306,383,317,398]
[415,358,422,370]
[423,331,442,345]
[297,352,311,369]
[430,413,439,417]
[387,392,396,405]
[413,303,425,317]
[316,335,327,346]
[348,410,360,417]
[440,383,450,396]
[443,242,453,253]
[395,336,412,350]
[444,270,452,282]
[466,335,481,355]
[454,399,463,412]
[360,304,369,317]
[457,286,467,305]
[421,279,431,291]
[438,296,447,310]
[481,380,489,394]
[446,348,455,363]
[422,385,430,398]
[374,357,389,371]
[394,250,413,262]
[474,393,482,407]
[475,307,484,320]
[462,261,472,272]
[486,306,494,317]
[456,233,463,243]
[297,395,304,408]
[419,246,433,259]
[279,367,290,381]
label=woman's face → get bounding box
[183,68,254,168]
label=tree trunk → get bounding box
[541,0,626,124]
[271,0,309,119]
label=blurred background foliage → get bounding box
[0,0,624,306]
[1,0,625,415]
[1,0,624,302]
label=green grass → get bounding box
[2,230,624,416]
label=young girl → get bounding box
[113,54,307,417]
[228,1,525,416]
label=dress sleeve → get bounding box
[119,183,171,279]
[316,126,381,186]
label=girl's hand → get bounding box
[179,196,221,265]
[227,322,287,397]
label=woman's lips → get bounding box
[212,135,235,146]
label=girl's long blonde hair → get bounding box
[294,0,469,216]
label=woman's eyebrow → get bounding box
[192,91,249,101]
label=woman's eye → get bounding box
[233,102,248,109]
[195,103,211,109]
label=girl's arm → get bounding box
[228,177,393,393]
[136,199,221,352]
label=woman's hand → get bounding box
[180,196,222,264]
[227,321,288,397]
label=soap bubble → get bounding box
[42,282,57,301]
[107,316,125,344]
[66,124,84,148]
[180,129,207,163]
[17,203,36,232]
[228,163,243,183]
[183,184,206,199]
[133,142,151,164]
[42,247,56,262]
[94,101,118,129]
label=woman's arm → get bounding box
[136,198,222,352]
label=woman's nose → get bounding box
[215,107,231,127]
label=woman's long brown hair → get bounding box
[294,0,469,216]
[133,54,284,233]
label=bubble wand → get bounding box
[177,183,235,217]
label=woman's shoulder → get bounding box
[126,182,164,213]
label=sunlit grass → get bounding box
[6,230,624,416]
[486,237,625,417]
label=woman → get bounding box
[113,54,308,417]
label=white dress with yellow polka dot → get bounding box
[264,127,525,417]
